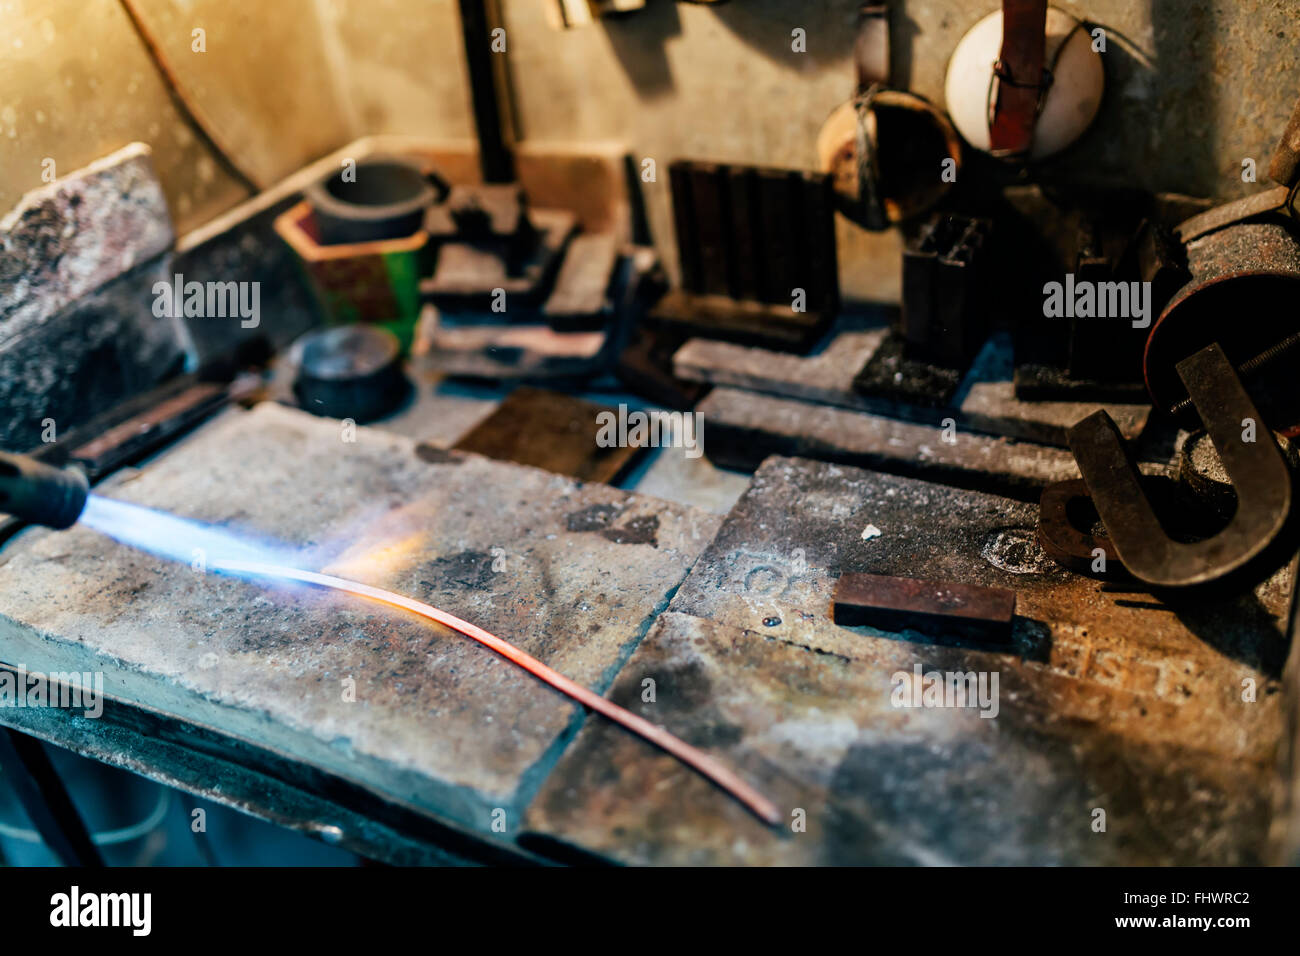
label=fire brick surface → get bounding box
[524,456,1288,865]
[0,403,721,835]
[673,327,1152,448]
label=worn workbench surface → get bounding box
[673,324,1153,448]
[0,402,720,839]
[524,456,1289,864]
[697,386,1086,500]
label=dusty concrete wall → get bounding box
[498,0,1300,299]
[1,1,1296,292]
[0,0,363,233]
[313,0,475,140]
[0,0,248,233]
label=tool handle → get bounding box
[0,450,89,530]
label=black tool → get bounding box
[0,727,102,866]
[0,451,89,530]
[899,213,991,367]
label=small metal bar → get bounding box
[832,572,1017,641]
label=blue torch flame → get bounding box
[79,494,298,571]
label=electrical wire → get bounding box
[216,560,782,826]
[116,0,263,192]
[0,787,171,846]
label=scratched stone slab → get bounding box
[0,403,720,835]
[524,456,1287,864]
[673,328,1151,447]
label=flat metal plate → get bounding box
[0,403,721,837]
[673,324,1151,447]
[833,572,1016,640]
[453,386,644,483]
[697,386,1086,501]
[524,455,1288,864]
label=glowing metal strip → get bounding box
[217,560,781,826]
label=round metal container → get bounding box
[1144,219,1300,432]
[291,325,409,423]
[305,156,447,245]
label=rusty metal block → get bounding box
[833,572,1016,641]
[453,386,644,483]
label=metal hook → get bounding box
[1067,343,1293,588]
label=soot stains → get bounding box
[602,514,659,546]
[414,444,463,465]
[420,550,496,591]
[566,504,620,532]
[565,505,659,547]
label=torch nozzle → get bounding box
[0,451,89,530]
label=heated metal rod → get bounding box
[0,727,103,867]
[218,560,782,826]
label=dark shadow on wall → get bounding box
[597,0,861,101]
[600,2,683,100]
[887,0,923,89]
[1051,3,1221,198]
[688,0,857,71]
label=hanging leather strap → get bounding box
[988,0,1048,157]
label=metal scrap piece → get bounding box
[1036,478,1121,575]
[832,572,1016,641]
[453,386,643,483]
[1068,344,1292,587]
